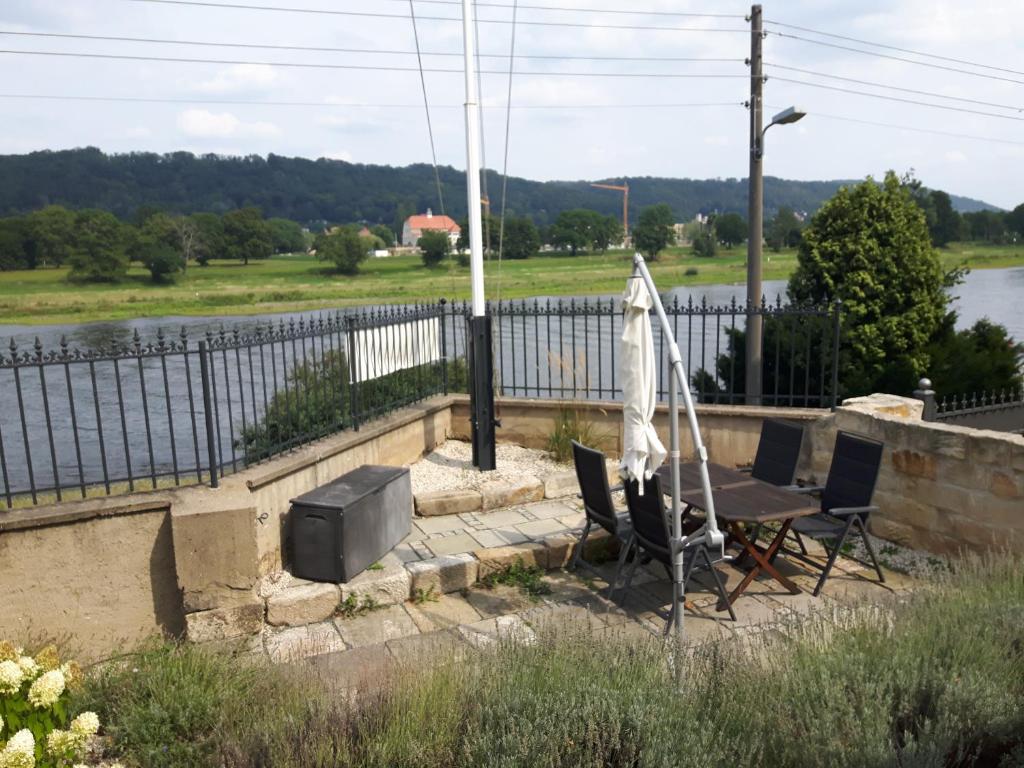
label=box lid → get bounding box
[290,465,409,511]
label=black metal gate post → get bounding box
[468,313,496,471]
[198,340,219,488]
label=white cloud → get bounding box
[322,149,353,162]
[192,65,279,94]
[177,110,279,138]
[944,150,968,164]
[703,135,729,146]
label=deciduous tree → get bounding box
[67,209,129,283]
[715,212,746,248]
[316,229,367,274]
[632,204,675,261]
[418,230,450,267]
[222,207,273,265]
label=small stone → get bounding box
[407,553,479,595]
[473,541,549,578]
[185,601,264,643]
[415,489,482,517]
[479,476,544,510]
[266,582,340,627]
[543,533,578,569]
[544,471,579,499]
[340,566,412,607]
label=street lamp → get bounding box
[745,104,805,405]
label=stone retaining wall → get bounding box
[802,394,1024,555]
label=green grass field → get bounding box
[0,242,1019,325]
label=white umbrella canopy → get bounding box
[619,276,666,490]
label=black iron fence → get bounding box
[1,297,839,508]
[915,378,1024,434]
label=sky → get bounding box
[0,0,1021,208]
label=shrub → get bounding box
[315,229,367,275]
[418,230,450,268]
[0,641,102,768]
[138,240,185,283]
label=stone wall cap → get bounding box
[0,493,172,533]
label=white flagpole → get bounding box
[462,0,486,318]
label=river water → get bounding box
[0,267,1021,498]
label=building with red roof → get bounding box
[401,209,461,247]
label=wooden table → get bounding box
[654,462,819,607]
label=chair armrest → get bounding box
[737,466,753,474]
[827,505,878,517]
[609,483,624,493]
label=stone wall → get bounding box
[451,396,825,470]
[802,394,1024,555]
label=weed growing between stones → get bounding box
[480,558,552,599]
[411,586,440,605]
[335,594,381,619]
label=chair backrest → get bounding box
[821,431,884,516]
[623,474,671,567]
[571,441,619,534]
[751,418,805,487]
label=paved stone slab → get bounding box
[266,621,346,663]
[521,603,607,635]
[266,582,340,628]
[558,513,587,530]
[414,516,468,535]
[474,508,530,528]
[458,614,536,648]
[306,643,394,691]
[405,594,483,631]
[464,583,537,618]
[391,543,425,564]
[386,628,468,665]
[335,604,420,648]
[415,489,482,517]
[340,565,411,607]
[516,518,569,539]
[406,553,478,595]
[526,500,578,520]
[425,533,480,558]
[185,600,265,643]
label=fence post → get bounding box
[345,315,360,431]
[830,298,842,410]
[913,377,937,421]
[439,299,449,395]
[198,340,219,489]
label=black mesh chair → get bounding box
[620,474,735,632]
[746,418,805,487]
[570,441,634,598]
[780,431,886,596]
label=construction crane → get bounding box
[590,181,630,242]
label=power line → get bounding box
[0,48,746,78]
[763,103,1024,147]
[409,0,446,218]
[0,30,743,64]
[771,76,1024,122]
[380,0,744,19]
[765,63,1024,113]
[123,0,749,33]
[766,30,1024,87]
[764,19,1024,77]
[496,0,519,278]
[0,93,743,109]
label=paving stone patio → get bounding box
[248,495,922,676]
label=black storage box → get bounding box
[288,465,412,583]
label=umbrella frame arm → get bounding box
[632,254,725,634]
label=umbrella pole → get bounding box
[668,365,685,636]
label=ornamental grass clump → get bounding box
[0,641,113,768]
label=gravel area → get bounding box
[848,532,950,579]
[409,440,572,493]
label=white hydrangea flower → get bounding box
[16,657,39,680]
[46,728,84,756]
[70,712,100,738]
[27,668,65,709]
[0,728,36,768]
[0,660,23,695]
[0,712,4,735]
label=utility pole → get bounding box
[463,0,496,470]
[745,3,765,406]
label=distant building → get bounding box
[358,226,373,238]
[402,209,461,247]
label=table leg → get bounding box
[721,520,802,608]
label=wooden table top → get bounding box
[654,461,819,524]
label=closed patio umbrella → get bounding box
[622,253,725,635]
[619,276,666,489]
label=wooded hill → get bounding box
[0,147,998,230]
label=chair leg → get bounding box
[855,517,885,584]
[570,520,591,571]
[608,533,634,600]
[618,545,643,605]
[702,547,737,621]
[812,518,854,597]
[663,600,675,636]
